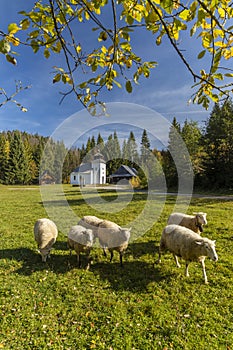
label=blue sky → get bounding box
[0,1,213,147]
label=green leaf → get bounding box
[0,40,11,54]
[197,50,206,59]
[44,49,50,59]
[53,73,61,83]
[20,19,30,31]
[125,80,132,93]
[5,54,17,65]
[98,31,108,42]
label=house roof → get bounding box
[72,162,92,173]
[93,152,105,161]
[110,165,138,178]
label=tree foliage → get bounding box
[0,0,232,112]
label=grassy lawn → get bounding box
[0,185,233,349]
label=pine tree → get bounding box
[126,131,139,166]
[5,131,32,185]
[203,100,233,188]
[140,129,151,165]
[0,133,10,183]
[181,120,203,179]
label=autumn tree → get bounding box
[0,0,232,112]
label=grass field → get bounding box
[0,185,233,349]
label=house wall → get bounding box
[70,160,106,186]
[92,160,106,185]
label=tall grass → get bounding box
[0,185,233,349]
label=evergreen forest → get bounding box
[0,100,233,190]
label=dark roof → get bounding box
[110,165,138,178]
[72,162,92,173]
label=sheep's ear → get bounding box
[195,241,203,246]
[121,227,132,232]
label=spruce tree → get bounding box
[6,131,31,185]
[140,129,151,165]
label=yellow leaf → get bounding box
[223,47,233,59]
[7,35,20,46]
[218,7,225,18]
[8,23,21,35]
[179,9,190,21]
[76,45,82,53]
[214,41,226,48]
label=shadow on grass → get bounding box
[0,240,168,292]
[91,260,167,292]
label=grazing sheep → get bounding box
[97,220,131,266]
[78,215,103,240]
[68,225,94,270]
[34,218,58,262]
[167,212,207,234]
[157,224,218,283]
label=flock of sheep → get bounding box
[34,211,218,283]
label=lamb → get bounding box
[67,225,94,270]
[78,215,103,240]
[97,220,131,266]
[157,224,218,283]
[167,212,207,234]
[34,218,58,262]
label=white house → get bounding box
[70,153,106,186]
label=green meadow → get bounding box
[0,185,233,349]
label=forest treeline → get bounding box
[0,100,233,190]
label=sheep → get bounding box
[97,220,131,266]
[167,212,207,234]
[34,218,58,262]
[157,224,218,284]
[67,225,94,270]
[78,215,103,241]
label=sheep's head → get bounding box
[120,227,131,242]
[194,212,207,226]
[195,239,218,262]
[39,248,51,262]
[85,229,94,247]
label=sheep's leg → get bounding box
[109,249,114,262]
[156,247,163,264]
[185,262,190,277]
[86,258,90,271]
[156,251,161,264]
[86,250,92,271]
[119,252,123,267]
[201,260,208,284]
[156,240,165,264]
[103,248,107,257]
[77,253,81,268]
[173,254,181,268]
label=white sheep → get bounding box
[34,218,58,262]
[97,220,131,266]
[157,224,218,283]
[67,225,94,270]
[167,212,207,234]
[78,215,103,240]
